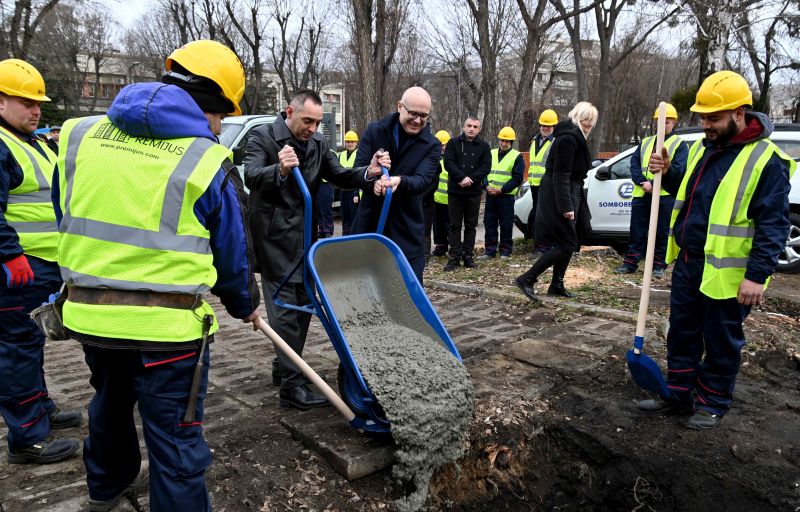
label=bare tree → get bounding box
[82,7,118,114]
[221,0,268,114]
[0,0,65,59]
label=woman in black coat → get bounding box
[516,101,598,303]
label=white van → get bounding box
[513,124,800,273]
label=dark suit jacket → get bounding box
[244,113,371,282]
[351,113,439,277]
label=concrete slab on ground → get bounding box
[279,409,395,481]
[504,338,602,374]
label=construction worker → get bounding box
[53,40,261,510]
[339,130,360,235]
[431,130,451,257]
[528,109,558,255]
[0,59,81,465]
[637,71,795,429]
[444,116,492,271]
[480,126,524,259]
[616,103,688,278]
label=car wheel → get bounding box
[777,212,800,274]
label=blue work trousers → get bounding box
[483,194,515,257]
[316,182,334,237]
[340,190,358,235]
[666,254,751,416]
[82,344,212,512]
[623,194,674,270]
[0,256,61,450]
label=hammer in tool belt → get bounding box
[184,314,213,424]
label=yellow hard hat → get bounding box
[653,103,679,119]
[435,130,451,145]
[0,59,50,102]
[344,130,359,142]
[166,40,246,116]
[690,70,753,114]
[538,109,558,126]
[498,126,516,141]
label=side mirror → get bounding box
[595,166,611,181]
[591,159,604,168]
[232,146,245,166]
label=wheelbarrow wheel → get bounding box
[337,362,387,422]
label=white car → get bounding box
[514,124,800,273]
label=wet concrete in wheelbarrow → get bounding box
[342,313,474,512]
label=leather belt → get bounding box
[68,286,201,310]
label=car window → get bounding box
[609,154,632,179]
[219,123,244,148]
[773,140,800,160]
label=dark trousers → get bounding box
[665,255,750,416]
[448,194,482,259]
[433,202,450,251]
[623,194,674,269]
[519,245,572,287]
[484,194,515,256]
[526,186,549,253]
[83,345,211,511]
[0,257,60,450]
[340,190,358,235]
[316,182,334,237]
[263,279,311,390]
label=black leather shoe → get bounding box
[637,397,693,415]
[463,256,477,268]
[443,258,460,271]
[514,277,541,305]
[49,409,82,429]
[88,467,149,511]
[547,285,575,298]
[8,437,80,464]
[280,385,330,410]
[687,410,722,430]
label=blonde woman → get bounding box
[515,101,598,303]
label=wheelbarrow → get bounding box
[270,166,462,433]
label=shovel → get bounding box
[626,101,671,398]
[254,316,377,430]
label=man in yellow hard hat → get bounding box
[480,126,524,259]
[339,130,360,235]
[615,103,688,278]
[53,40,261,510]
[638,71,795,430]
[528,109,557,256]
[431,130,451,257]
[0,59,82,466]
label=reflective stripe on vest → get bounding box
[528,138,552,187]
[57,115,232,342]
[665,138,796,299]
[489,148,520,195]
[0,126,58,261]
[632,134,682,198]
[434,160,448,205]
[339,149,357,168]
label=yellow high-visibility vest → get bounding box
[527,138,552,187]
[434,160,448,205]
[633,133,683,198]
[489,148,520,195]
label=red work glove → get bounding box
[2,254,34,288]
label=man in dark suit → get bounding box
[351,86,440,282]
[244,90,389,410]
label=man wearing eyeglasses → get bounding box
[443,116,492,271]
[350,86,440,281]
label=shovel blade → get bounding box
[626,348,670,398]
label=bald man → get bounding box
[351,87,440,281]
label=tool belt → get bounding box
[68,286,201,310]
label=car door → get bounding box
[585,149,635,235]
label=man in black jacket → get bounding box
[244,90,389,410]
[444,116,491,270]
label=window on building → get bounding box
[102,85,110,99]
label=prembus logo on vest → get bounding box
[89,122,187,156]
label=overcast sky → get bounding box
[112,0,153,28]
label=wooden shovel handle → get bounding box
[635,102,667,343]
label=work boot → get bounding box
[547,281,574,298]
[514,277,541,305]
[48,408,83,429]
[652,267,665,279]
[477,254,495,261]
[637,397,693,415]
[443,258,460,271]
[280,384,330,411]
[614,264,636,274]
[463,256,477,269]
[88,467,149,512]
[687,409,722,430]
[8,437,80,464]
